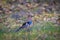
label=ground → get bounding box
[0,21,60,40]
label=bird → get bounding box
[15,15,33,32]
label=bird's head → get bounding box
[27,14,34,21]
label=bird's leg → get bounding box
[28,25,32,36]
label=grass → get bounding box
[0,22,60,40]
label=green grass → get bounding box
[0,22,60,40]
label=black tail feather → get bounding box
[15,26,23,32]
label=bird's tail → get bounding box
[14,26,23,32]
